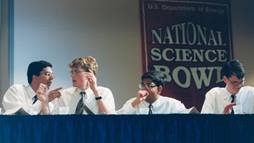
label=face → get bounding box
[70,66,89,88]
[224,75,245,94]
[33,67,54,89]
[139,79,162,97]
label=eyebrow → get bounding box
[41,71,53,74]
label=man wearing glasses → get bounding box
[50,56,115,114]
[117,70,186,114]
[201,59,254,114]
[2,60,60,115]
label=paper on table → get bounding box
[182,106,200,114]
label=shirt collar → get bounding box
[75,87,93,99]
[143,95,161,107]
[74,87,92,96]
[26,85,36,99]
[223,87,236,101]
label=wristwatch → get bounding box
[95,96,102,100]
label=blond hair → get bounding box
[69,56,98,75]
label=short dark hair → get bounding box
[141,70,166,86]
[221,59,245,79]
[27,60,52,84]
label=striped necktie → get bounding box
[75,92,86,114]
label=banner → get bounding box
[140,0,233,110]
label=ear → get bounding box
[223,76,228,84]
[157,85,163,94]
[32,75,38,81]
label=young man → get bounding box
[51,56,115,114]
[117,70,186,114]
[201,59,254,114]
[2,60,58,115]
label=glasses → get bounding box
[228,78,245,87]
[70,70,83,75]
[40,72,54,78]
[139,82,157,89]
[70,69,86,75]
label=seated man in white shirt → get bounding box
[51,56,115,114]
[201,59,254,114]
[117,70,187,114]
[2,60,59,115]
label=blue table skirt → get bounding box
[0,114,253,143]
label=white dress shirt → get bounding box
[201,86,254,114]
[2,84,42,115]
[117,95,186,114]
[51,86,115,114]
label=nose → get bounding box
[49,74,54,80]
[71,73,75,78]
[143,85,150,90]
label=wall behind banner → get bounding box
[231,1,254,83]
[10,0,142,109]
[1,0,254,109]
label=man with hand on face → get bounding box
[51,56,115,114]
[117,70,186,114]
[201,59,254,114]
[2,60,60,115]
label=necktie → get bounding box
[75,92,95,115]
[231,94,235,114]
[75,92,86,114]
[32,95,38,104]
[148,104,153,115]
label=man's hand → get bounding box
[85,70,98,93]
[36,83,50,115]
[223,103,236,114]
[36,83,48,103]
[48,87,62,102]
[131,90,149,108]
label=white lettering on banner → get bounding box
[173,66,191,88]
[149,22,229,89]
[151,22,226,46]
[153,65,223,89]
[151,47,228,63]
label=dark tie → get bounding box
[75,92,86,114]
[148,104,153,115]
[32,95,38,104]
[231,94,235,114]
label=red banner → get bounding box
[140,0,233,110]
